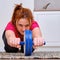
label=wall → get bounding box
[34,11,60,46]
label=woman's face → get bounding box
[16,18,30,35]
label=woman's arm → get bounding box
[5,30,20,48]
[32,27,44,47]
[32,27,42,38]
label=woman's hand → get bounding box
[7,38,21,48]
[33,37,44,48]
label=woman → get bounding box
[2,4,44,53]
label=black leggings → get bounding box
[2,31,34,53]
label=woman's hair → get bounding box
[11,3,33,26]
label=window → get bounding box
[34,0,60,11]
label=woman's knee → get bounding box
[4,45,18,53]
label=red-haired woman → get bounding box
[2,4,44,53]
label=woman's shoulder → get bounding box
[32,20,37,23]
[30,20,39,30]
[5,21,15,31]
[7,21,13,26]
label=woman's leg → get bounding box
[4,45,19,53]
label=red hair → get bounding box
[11,3,33,26]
